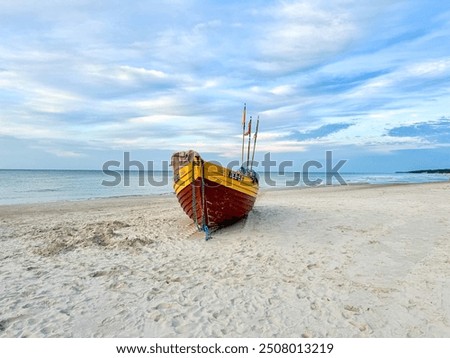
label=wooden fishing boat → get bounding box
[171,105,259,239]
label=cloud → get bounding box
[259,5,354,68]
[42,148,86,158]
[0,1,449,170]
[252,1,394,75]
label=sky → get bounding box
[0,0,449,172]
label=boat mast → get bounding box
[246,116,252,170]
[250,116,259,171]
[241,103,246,167]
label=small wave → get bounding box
[23,188,61,193]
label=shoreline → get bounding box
[2,180,449,207]
[1,182,449,337]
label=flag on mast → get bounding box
[246,117,252,168]
[244,119,252,136]
[250,117,259,171]
[241,103,247,165]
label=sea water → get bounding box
[0,170,172,205]
[0,169,448,205]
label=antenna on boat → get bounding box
[241,103,246,166]
[250,116,259,171]
[246,116,252,169]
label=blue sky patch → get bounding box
[389,117,450,143]
[288,123,354,141]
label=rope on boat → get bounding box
[200,161,211,241]
[191,160,201,232]
[191,159,211,241]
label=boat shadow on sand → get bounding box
[207,203,303,244]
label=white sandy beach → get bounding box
[0,182,449,338]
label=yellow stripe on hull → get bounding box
[174,161,258,198]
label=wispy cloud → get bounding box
[254,1,359,74]
[0,1,449,170]
[42,148,86,158]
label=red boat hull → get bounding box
[176,177,257,229]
